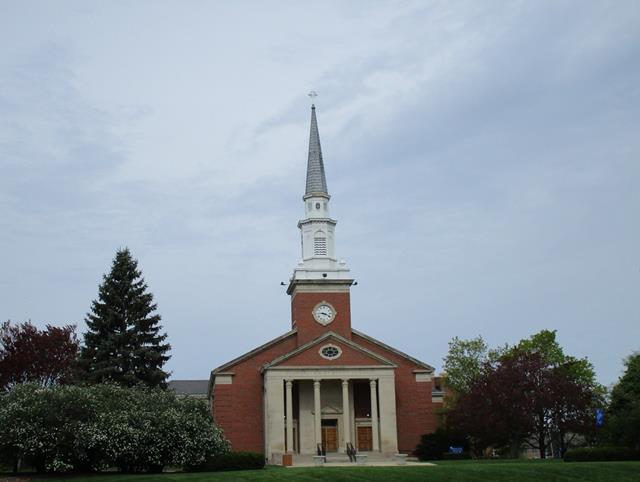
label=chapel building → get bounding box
[208,104,443,461]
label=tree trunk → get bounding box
[558,430,567,457]
[510,434,520,458]
[538,433,546,459]
[536,411,547,459]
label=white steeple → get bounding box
[291,104,350,282]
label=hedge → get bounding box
[414,428,469,461]
[185,452,265,472]
[564,447,640,462]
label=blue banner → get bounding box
[595,408,605,427]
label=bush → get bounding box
[185,452,265,472]
[415,428,469,461]
[563,446,640,462]
[0,383,230,473]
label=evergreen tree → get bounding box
[77,248,170,388]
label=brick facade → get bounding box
[211,327,440,455]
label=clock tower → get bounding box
[287,104,354,345]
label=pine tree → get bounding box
[77,248,171,388]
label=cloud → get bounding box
[0,1,638,385]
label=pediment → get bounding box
[262,331,395,370]
[311,404,343,415]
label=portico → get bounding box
[263,367,398,461]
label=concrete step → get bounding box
[325,456,353,463]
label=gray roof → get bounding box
[305,105,328,196]
[168,379,209,396]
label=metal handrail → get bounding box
[346,442,357,462]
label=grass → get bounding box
[3,460,640,482]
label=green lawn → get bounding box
[3,460,640,482]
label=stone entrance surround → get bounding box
[264,367,398,462]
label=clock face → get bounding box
[313,303,335,325]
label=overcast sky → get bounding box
[1,1,638,386]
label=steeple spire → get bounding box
[289,101,350,288]
[305,105,328,197]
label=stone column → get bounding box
[264,375,285,460]
[378,374,399,453]
[342,379,351,451]
[313,379,322,448]
[285,380,294,453]
[370,379,380,451]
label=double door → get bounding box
[321,420,375,452]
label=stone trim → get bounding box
[287,278,354,295]
[264,366,395,380]
[319,344,342,360]
[414,372,433,382]
[212,372,234,386]
[267,365,394,372]
[352,329,435,371]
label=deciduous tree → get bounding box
[0,321,78,391]
[447,349,540,457]
[442,335,505,398]
[444,331,602,458]
[509,330,602,457]
[607,352,640,449]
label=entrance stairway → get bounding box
[292,451,402,467]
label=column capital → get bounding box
[285,379,293,388]
[313,379,321,387]
[369,378,377,387]
[341,378,349,385]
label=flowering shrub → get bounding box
[0,383,229,473]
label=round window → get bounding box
[319,345,342,359]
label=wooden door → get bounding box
[357,426,373,451]
[322,426,338,452]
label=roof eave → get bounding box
[211,329,297,375]
[352,328,435,371]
